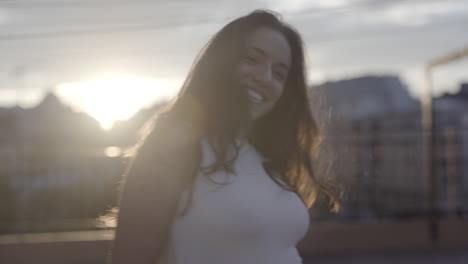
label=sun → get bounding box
[55,76,180,130]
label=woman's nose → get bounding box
[253,64,273,84]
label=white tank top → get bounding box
[161,140,310,264]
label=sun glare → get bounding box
[55,76,180,130]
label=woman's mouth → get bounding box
[247,89,265,104]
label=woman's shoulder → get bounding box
[143,115,202,155]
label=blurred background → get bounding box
[1,0,468,263]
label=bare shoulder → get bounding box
[143,116,202,154]
[111,116,199,264]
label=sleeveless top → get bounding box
[160,140,310,264]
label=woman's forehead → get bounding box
[244,27,292,68]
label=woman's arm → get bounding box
[109,118,199,264]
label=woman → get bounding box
[110,9,338,264]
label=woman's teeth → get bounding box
[247,89,264,103]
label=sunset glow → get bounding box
[55,77,180,129]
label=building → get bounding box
[312,75,425,220]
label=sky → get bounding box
[0,0,467,128]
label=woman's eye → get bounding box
[274,71,286,82]
[245,56,258,64]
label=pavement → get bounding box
[303,249,468,264]
[1,220,468,264]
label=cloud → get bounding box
[0,0,467,106]
[0,7,13,25]
[358,0,468,26]
[260,0,351,12]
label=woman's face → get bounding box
[236,26,292,120]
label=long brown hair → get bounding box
[135,10,339,212]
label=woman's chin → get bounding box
[250,109,266,121]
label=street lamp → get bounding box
[422,45,468,242]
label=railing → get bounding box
[1,125,467,235]
[0,148,124,234]
[312,124,468,222]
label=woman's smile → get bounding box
[247,88,265,104]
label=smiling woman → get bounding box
[55,76,179,129]
[110,10,339,264]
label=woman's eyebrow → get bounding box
[250,46,266,56]
[277,63,289,72]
